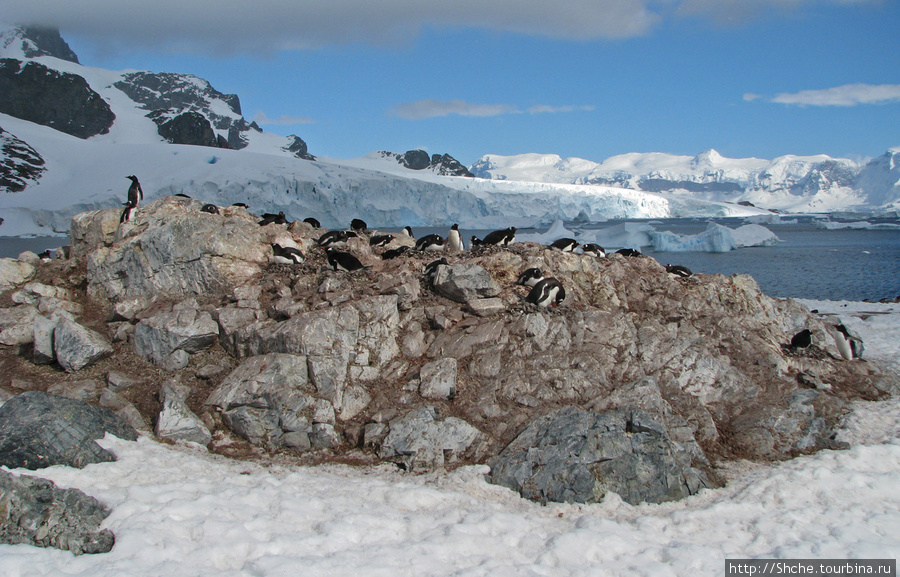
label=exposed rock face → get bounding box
[3,26,79,63]
[0,469,115,555]
[0,257,35,291]
[0,59,115,139]
[488,406,712,505]
[53,317,115,372]
[381,149,475,177]
[85,196,271,302]
[0,125,45,192]
[285,135,316,161]
[0,391,138,470]
[114,71,251,150]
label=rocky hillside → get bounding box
[0,199,894,506]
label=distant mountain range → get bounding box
[0,25,896,236]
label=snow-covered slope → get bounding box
[471,148,899,213]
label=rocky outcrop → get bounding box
[0,469,115,555]
[0,391,138,470]
[0,59,115,139]
[285,135,315,161]
[0,125,45,192]
[381,149,475,177]
[1,26,79,63]
[152,110,224,148]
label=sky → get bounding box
[4,0,900,166]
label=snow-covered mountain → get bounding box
[0,25,890,237]
[470,147,900,213]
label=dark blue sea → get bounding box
[3,216,899,302]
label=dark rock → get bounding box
[431,153,474,177]
[400,149,431,170]
[153,111,221,148]
[488,406,714,505]
[0,59,115,139]
[285,135,315,160]
[0,469,115,555]
[0,391,138,470]
[12,26,79,63]
[0,125,45,193]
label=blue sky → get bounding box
[8,0,900,165]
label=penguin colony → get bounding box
[114,177,862,357]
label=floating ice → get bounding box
[649,222,780,253]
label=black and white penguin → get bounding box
[259,212,288,226]
[447,224,464,252]
[516,267,544,287]
[526,277,566,308]
[424,257,449,278]
[369,234,393,247]
[382,246,410,260]
[119,204,135,223]
[581,243,606,258]
[665,264,693,279]
[326,249,369,272]
[790,329,813,349]
[200,203,220,215]
[483,227,516,246]
[470,235,483,248]
[126,175,143,207]
[317,230,357,249]
[351,218,368,232]
[616,248,642,257]
[415,234,446,251]
[271,243,305,264]
[833,324,864,360]
[303,217,321,229]
[174,193,192,199]
[38,250,52,262]
[549,238,579,252]
[231,202,250,209]
[402,226,415,239]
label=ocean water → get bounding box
[3,217,899,302]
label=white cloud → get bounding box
[743,93,763,102]
[770,84,900,106]
[389,99,520,120]
[251,112,316,125]
[527,105,595,114]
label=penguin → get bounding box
[470,235,483,248]
[126,175,143,207]
[549,238,579,252]
[174,193,192,199]
[200,203,220,215]
[483,227,516,246]
[415,234,446,251]
[38,250,52,262]
[119,204,135,223]
[351,218,368,232]
[231,202,250,209]
[382,246,410,260]
[326,249,369,272]
[369,234,393,247]
[259,212,288,226]
[317,230,357,249]
[616,248,642,257]
[581,243,606,258]
[447,224,464,252]
[271,243,305,264]
[833,324,864,360]
[790,329,813,349]
[303,217,321,229]
[402,226,414,239]
[424,257,449,278]
[516,267,544,287]
[526,277,566,308]
[665,264,693,279]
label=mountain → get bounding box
[470,147,900,213]
[0,25,864,237]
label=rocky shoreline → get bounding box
[1,196,896,552]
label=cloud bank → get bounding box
[389,99,594,120]
[2,0,883,55]
[770,84,900,106]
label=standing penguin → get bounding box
[120,175,144,223]
[447,224,464,251]
[832,324,864,360]
[402,226,415,239]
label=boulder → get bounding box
[378,407,486,470]
[132,306,218,367]
[488,406,714,505]
[85,196,270,302]
[69,208,123,260]
[0,391,138,470]
[432,263,500,303]
[53,317,114,372]
[0,304,38,345]
[0,469,115,555]
[156,381,212,446]
[419,357,458,400]
[0,257,35,291]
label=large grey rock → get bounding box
[488,406,713,505]
[0,391,138,470]
[0,469,115,555]
[132,307,218,367]
[156,381,211,446]
[53,317,114,372]
[207,353,331,450]
[85,196,270,302]
[432,263,501,303]
[32,313,59,364]
[419,357,458,400]
[0,304,38,345]
[69,208,122,260]
[378,407,485,470]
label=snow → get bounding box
[1,300,899,576]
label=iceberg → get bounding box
[649,222,780,253]
[580,222,655,250]
[517,220,576,244]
